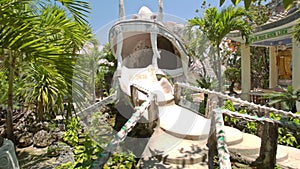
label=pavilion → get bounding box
[227,1,300,110]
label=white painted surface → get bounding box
[241,43,251,101]
[159,104,211,137]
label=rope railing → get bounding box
[176,82,300,119]
[177,82,300,169]
[76,93,117,129]
[92,83,156,168]
[222,108,300,132]
[92,98,152,169]
[213,108,232,169]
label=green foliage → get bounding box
[60,116,103,168]
[0,71,8,105]
[266,85,300,112]
[223,100,236,112]
[60,116,136,168]
[293,21,300,43]
[246,4,271,26]
[224,100,300,148]
[196,75,213,115]
[63,117,82,147]
[97,43,117,97]
[270,112,300,148]
[189,6,252,46]
[250,46,269,89]
[103,152,136,169]
[189,6,252,92]
[55,162,76,169]
[219,0,294,9]
[0,0,92,140]
[18,63,68,121]
[245,121,257,134]
[224,67,240,85]
[223,100,240,126]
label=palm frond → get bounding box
[57,0,91,24]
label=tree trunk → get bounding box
[217,44,223,106]
[255,122,278,169]
[91,63,96,103]
[217,44,222,92]
[6,50,15,142]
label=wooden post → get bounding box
[255,121,278,169]
[208,113,217,169]
[205,94,218,118]
[207,95,219,168]
[148,93,159,131]
[174,83,181,104]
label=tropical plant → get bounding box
[246,3,271,26]
[78,41,116,103]
[250,46,269,89]
[293,22,300,43]
[266,85,300,112]
[17,63,68,121]
[58,116,135,169]
[224,67,240,95]
[189,6,252,92]
[196,74,214,114]
[184,26,217,81]
[97,43,117,98]
[60,116,103,169]
[0,0,92,141]
[217,0,294,9]
[78,39,102,104]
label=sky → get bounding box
[86,0,233,43]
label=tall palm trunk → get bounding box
[7,50,15,142]
[91,59,96,103]
[217,43,222,92]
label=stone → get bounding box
[54,142,75,164]
[57,123,65,131]
[17,132,33,148]
[33,130,53,148]
[51,130,64,142]
[47,143,61,157]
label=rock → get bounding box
[17,132,33,148]
[42,122,49,130]
[54,142,75,164]
[57,124,65,131]
[47,143,61,157]
[55,131,64,142]
[33,130,53,148]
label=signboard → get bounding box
[252,27,292,42]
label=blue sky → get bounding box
[87,0,233,43]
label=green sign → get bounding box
[253,27,290,42]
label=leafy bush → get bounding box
[266,85,300,112]
[57,116,103,169]
[103,152,136,169]
[57,115,136,169]
[270,112,300,148]
[223,100,300,148]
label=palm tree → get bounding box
[18,63,68,121]
[0,0,92,141]
[266,85,300,112]
[189,6,252,92]
[293,23,300,43]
